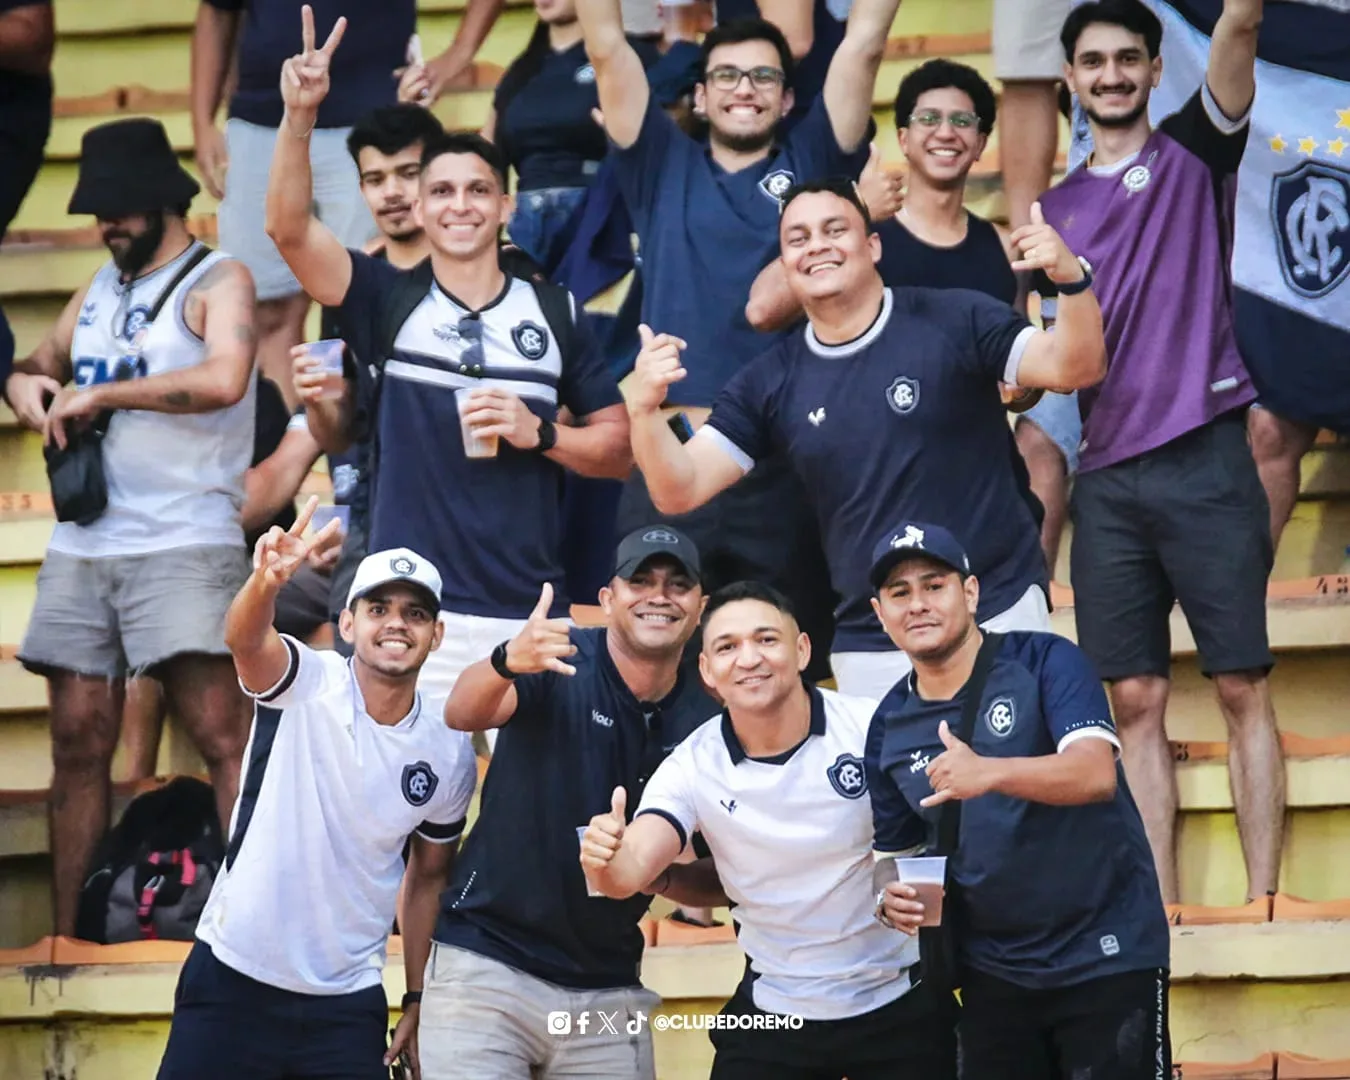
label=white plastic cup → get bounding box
[309,505,350,536]
[456,387,499,459]
[305,339,346,401]
[577,826,605,897]
[896,855,947,928]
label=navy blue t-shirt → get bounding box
[335,252,622,618]
[495,38,660,192]
[204,0,411,129]
[865,632,1169,989]
[612,94,871,404]
[436,629,719,989]
[703,286,1047,651]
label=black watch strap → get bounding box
[534,417,557,453]
[401,991,423,1010]
[491,641,518,680]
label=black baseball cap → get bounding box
[868,522,972,590]
[614,526,701,581]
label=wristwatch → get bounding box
[401,991,423,1010]
[533,416,558,453]
[1056,256,1094,296]
[490,641,519,680]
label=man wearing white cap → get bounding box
[157,499,479,1080]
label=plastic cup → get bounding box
[896,855,946,927]
[305,339,346,401]
[456,387,499,459]
[577,826,605,896]
[309,504,350,536]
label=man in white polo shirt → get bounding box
[157,500,479,1080]
[581,581,956,1079]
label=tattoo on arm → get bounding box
[234,323,257,347]
[162,390,193,408]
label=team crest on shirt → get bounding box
[511,321,550,360]
[401,761,440,807]
[1272,159,1350,300]
[985,697,1016,738]
[759,169,796,203]
[117,304,152,348]
[886,376,920,415]
[574,63,596,84]
[1122,165,1152,194]
[391,555,417,576]
[826,753,868,799]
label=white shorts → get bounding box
[217,119,376,301]
[993,0,1074,81]
[419,611,531,752]
[830,584,1052,701]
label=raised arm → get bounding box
[626,327,747,514]
[4,284,83,430]
[191,2,241,199]
[1009,203,1106,393]
[0,1,54,75]
[576,0,649,149]
[758,0,815,60]
[822,0,902,152]
[1207,0,1262,121]
[745,258,805,333]
[264,6,354,307]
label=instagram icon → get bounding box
[546,1011,572,1036]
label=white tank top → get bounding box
[48,244,256,558]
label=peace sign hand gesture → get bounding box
[279,4,348,130]
[251,495,345,593]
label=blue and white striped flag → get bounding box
[1068,0,1350,431]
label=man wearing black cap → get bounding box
[7,117,259,938]
[864,521,1171,1080]
[419,527,723,1079]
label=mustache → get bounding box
[1092,83,1137,95]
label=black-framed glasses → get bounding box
[705,65,786,91]
[457,315,484,371]
[907,109,980,131]
[777,176,870,224]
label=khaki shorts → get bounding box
[993,0,1074,81]
[19,545,250,679]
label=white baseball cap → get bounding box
[346,547,443,611]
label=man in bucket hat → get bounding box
[7,117,260,938]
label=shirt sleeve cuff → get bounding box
[1003,325,1039,388]
[694,424,755,474]
[1057,726,1122,754]
[635,807,689,852]
[873,844,927,860]
[1201,81,1252,133]
[415,816,467,844]
[240,636,301,702]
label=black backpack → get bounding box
[74,776,225,943]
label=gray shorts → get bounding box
[993,0,1074,81]
[18,545,250,679]
[1018,389,1083,475]
[419,943,660,1080]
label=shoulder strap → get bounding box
[376,258,434,369]
[934,632,1004,856]
[146,244,213,324]
[529,278,578,367]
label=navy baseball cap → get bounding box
[614,525,701,581]
[868,522,972,590]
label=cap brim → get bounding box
[869,550,964,590]
[615,551,699,582]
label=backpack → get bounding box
[74,776,225,944]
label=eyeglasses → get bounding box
[457,315,484,373]
[907,109,980,131]
[705,65,786,91]
[777,177,870,224]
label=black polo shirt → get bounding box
[435,628,718,989]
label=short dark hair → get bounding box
[702,580,797,630]
[419,131,508,191]
[1061,0,1163,62]
[778,178,871,231]
[699,18,795,90]
[347,105,446,168]
[893,59,997,136]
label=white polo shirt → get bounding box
[197,636,478,995]
[636,685,920,1020]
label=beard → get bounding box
[712,123,777,155]
[1082,88,1150,130]
[385,224,424,244]
[107,211,166,277]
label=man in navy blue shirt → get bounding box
[421,527,724,1079]
[628,180,1107,699]
[864,521,1171,1080]
[264,14,632,714]
[577,0,891,674]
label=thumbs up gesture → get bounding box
[1009,201,1085,286]
[580,786,628,876]
[626,324,688,416]
[503,582,577,676]
[920,720,996,808]
[856,142,905,223]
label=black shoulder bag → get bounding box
[45,246,212,526]
[919,631,1004,998]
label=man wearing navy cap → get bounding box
[864,521,1171,1080]
[420,526,723,1079]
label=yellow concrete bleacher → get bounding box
[4,0,1350,1076]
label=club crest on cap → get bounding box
[642,528,679,544]
[391,556,416,576]
[891,525,925,549]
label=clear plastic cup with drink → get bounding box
[577,826,605,896]
[456,386,499,459]
[305,339,346,401]
[896,855,946,927]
